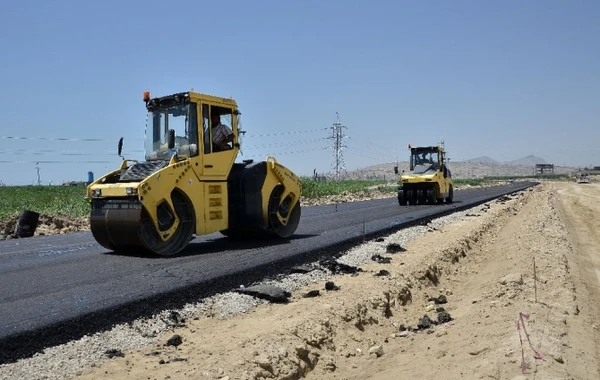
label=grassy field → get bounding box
[300,179,393,197]
[452,178,489,186]
[0,186,90,219]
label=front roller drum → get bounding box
[90,192,194,256]
[90,202,145,253]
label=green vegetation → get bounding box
[300,179,393,198]
[452,178,491,187]
[0,186,89,219]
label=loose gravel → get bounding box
[0,198,516,380]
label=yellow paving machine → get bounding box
[86,90,302,256]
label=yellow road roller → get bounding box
[86,90,302,256]
[395,144,453,205]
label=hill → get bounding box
[464,156,499,165]
[463,155,549,166]
[504,155,547,165]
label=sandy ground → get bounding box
[31,181,591,380]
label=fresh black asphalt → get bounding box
[0,182,537,363]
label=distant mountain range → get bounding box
[463,155,548,166]
[324,154,574,181]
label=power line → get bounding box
[244,127,329,138]
[1,128,328,142]
[0,160,116,164]
[0,136,143,142]
[0,150,144,156]
[242,138,328,149]
[345,145,396,162]
[346,133,397,156]
[0,147,331,163]
[242,147,330,157]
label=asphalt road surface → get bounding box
[0,182,536,363]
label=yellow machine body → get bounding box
[86,91,302,256]
[397,144,454,205]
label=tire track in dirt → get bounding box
[361,183,593,379]
[554,182,600,378]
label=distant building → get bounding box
[535,164,554,175]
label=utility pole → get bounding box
[328,112,347,181]
[35,162,41,186]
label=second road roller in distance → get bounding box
[86,90,302,256]
[395,144,454,205]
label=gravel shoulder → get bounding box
[1,181,599,380]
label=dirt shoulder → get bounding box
[0,213,88,240]
[552,182,600,376]
[60,182,597,380]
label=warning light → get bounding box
[143,91,150,101]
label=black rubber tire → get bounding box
[416,189,425,205]
[398,189,407,206]
[426,188,436,204]
[407,189,417,205]
[445,185,454,204]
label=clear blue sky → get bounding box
[1,0,598,185]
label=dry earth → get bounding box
[0,213,89,240]
[2,181,599,380]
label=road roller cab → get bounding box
[86,90,302,256]
[395,144,453,205]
